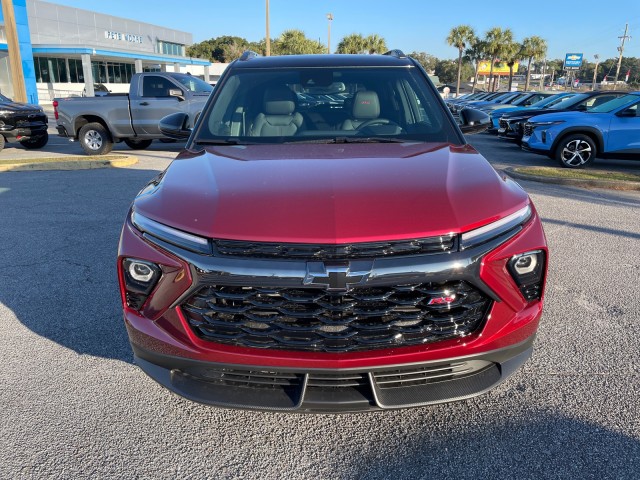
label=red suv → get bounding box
[118,51,548,412]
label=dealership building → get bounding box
[0,0,222,103]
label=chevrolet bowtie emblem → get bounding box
[304,261,372,292]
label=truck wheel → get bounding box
[20,132,49,149]
[124,138,153,150]
[79,122,113,155]
[555,134,596,168]
[0,135,5,152]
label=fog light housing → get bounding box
[122,258,161,310]
[508,250,545,301]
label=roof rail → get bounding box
[239,51,260,61]
[383,49,407,59]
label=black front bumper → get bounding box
[0,124,47,142]
[132,336,534,412]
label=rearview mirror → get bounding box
[458,108,490,134]
[159,112,192,139]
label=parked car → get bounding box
[487,92,577,134]
[522,92,640,167]
[54,72,213,154]
[117,51,548,412]
[497,91,628,142]
[0,92,48,152]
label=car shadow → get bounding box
[0,167,165,362]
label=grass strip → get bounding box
[0,155,127,165]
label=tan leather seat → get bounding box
[341,91,381,130]
[251,86,304,136]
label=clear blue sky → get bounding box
[50,0,639,61]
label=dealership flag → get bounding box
[625,70,631,82]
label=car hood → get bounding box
[134,143,529,243]
[0,101,42,112]
[527,110,590,123]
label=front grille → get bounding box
[523,123,534,137]
[214,235,456,260]
[372,361,474,388]
[499,119,509,130]
[182,281,491,353]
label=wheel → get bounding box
[555,134,596,168]
[0,135,5,152]
[20,132,49,149]
[356,118,393,130]
[79,122,113,155]
[124,138,153,150]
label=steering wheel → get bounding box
[356,118,396,130]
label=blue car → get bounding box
[521,92,640,168]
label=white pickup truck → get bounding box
[54,72,213,155]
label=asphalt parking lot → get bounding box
[1,133,639,479]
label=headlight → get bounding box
[460,205,532,250]
[530,120,565,127]
[131,210,212,254]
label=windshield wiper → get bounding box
[194,139,245,145]
[284,136,409,144]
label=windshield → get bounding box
[174,75,213,93]
[536,93,575,108]
[548,93,589,110]
[194,66,460,145]
[588,94,639,113]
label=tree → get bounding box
[446,25,475,96]
[337,34,367,54]
[484,27,514,91]
[502,40,523,92]
[521,36,548,91]
[187,36,252,62]
[464,38,486,92]
[409,51,438,73]
[364,34,387,54]
[273,29,325,55]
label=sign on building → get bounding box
[478,61,519,76]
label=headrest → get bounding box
[264,87,296,115]
[352,91,380,119]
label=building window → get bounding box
[91,61,136,83]
[158,40,185,56]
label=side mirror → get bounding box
[575,104,587,111]
[616,108,637,118]
[458,108,490,134]
[169,88,185,101]
[159,112,192,139]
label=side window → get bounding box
[142,76,176,97]
[585,95,616,109]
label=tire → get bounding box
[124,138,153,150]
[20,131,49,149]
[555,134,596,168]
[0,135,5,153]
[78,122,113,155]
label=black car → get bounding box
[0,93,49,152]
[497,90,628,142]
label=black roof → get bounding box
[232,53,414,69]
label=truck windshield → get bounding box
[194,66,459,144]
[174,75,213,93]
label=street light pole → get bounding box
[265,0,271,56]
[592,54,599,91]
[326,13,333,54]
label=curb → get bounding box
[0,155,138,172]
[504,167,640,192]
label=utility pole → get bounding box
[592,54,599,91]
[326,13,333,54]
[265,0,270,56]
[613,23,630,83]
[1,0,28,102]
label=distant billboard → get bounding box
[564,53,583,70]
[478,61,520,76]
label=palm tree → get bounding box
[447,25,475,96]
[336,34,366,54]
[464,38,486,93]
[502,41,523,92]
[484,27,514,92]
[276,30,325,55]
[521,36,548,91]
[364,34,387,54]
